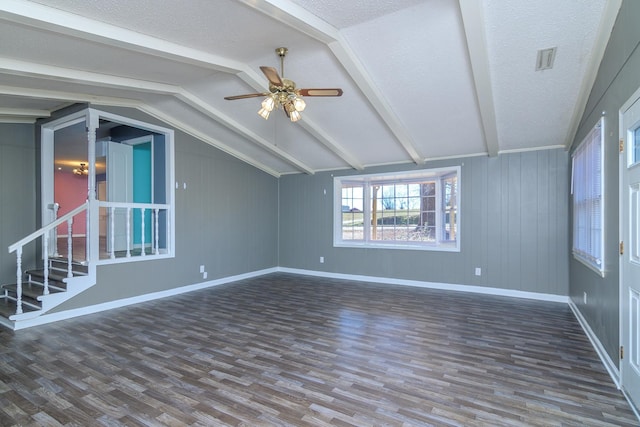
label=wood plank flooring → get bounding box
[0,273,637,426]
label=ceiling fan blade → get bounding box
[224,93,268,100]
[298,88,343,97]
[260,66,283,87]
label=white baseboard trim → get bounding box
[568,300,621,388]
[277,267,569,303]
[13,267,278,330]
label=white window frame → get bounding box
[333,166,460,252]
[571,117,604,276]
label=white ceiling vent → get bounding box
[536,47,557,71]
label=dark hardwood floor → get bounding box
[0,273,636,426]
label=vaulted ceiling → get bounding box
[0,0,621,177]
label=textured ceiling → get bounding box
[0,0,621,176]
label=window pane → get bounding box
[571,119,603,270]
[342,185,364,240]
[633,126,640,165]
[335,167,460,250]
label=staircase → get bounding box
[0,257,94,329]
[0,202,98,330]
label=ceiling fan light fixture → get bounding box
[261,95,276,111]
[293,96,306,112]
[258,107,271,120]
[224,47,342,124]
[289,110,301,122]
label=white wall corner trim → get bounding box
[12,267,279,330]
[277,267,569,303]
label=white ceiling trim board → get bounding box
[140,105,281,178]
[0,58,182,95]
[0,0,244,75]
[0,60,314,174]
[241,0,425,165]
[329,40,425,165]
[562,0,622,150]
[0,107,50,118]
[0,85,143,109]
[237,0,339,44]
[458,0,499,157]
[296,120,364,171]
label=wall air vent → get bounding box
[536,47,557,71]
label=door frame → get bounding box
[40,110,88,256]
[619,84,640,414]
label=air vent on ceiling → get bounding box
[536,47,557,71]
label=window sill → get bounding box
[334,241,460,252]
[572,253,605,278]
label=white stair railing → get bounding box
[7,202,89,316]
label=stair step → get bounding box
[50,257,88,274]
[26,269,71,284]
[0,296,40,318]
[2,282,63,299]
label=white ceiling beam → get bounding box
[0,59,315,174]
[0,84,144,108]
[239,0,425,165]
[0,58,182,95]
[458,0,499,157]
[562,0,622,150]
[177,92,315,174]
[140,105,282,178]
[0,107,50,117]
[0,0,243,74]
[0,84,283,177]
[297,120,364,171]
[0,1,331,173]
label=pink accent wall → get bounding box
[54,170,88,235]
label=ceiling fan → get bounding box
[224,47,343,122]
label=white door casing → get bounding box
[620,88,640,410]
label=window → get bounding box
[334,167,460,251]
[571,118,604,274]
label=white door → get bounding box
[621,91,640,409]
[106,142,133,252]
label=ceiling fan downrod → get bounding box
[276,47,288,78]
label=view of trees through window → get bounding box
[337,168,459,249]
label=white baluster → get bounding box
[52,203,60,257]
[85,205,90,263]
[126,207,131,258]
[140,208,146,257]
[154,208,160,255]
[110,206,115,259]
[67,218,73,278]
[16,247,23,315]
[43,234,50,295]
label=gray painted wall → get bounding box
[0,123,37,287]
[279,150,569,295]
[568,0,640,365]
[0,106,279,313]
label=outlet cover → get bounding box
[320,256,325,263]
[199,265,205,273]
[474,267,481,276]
